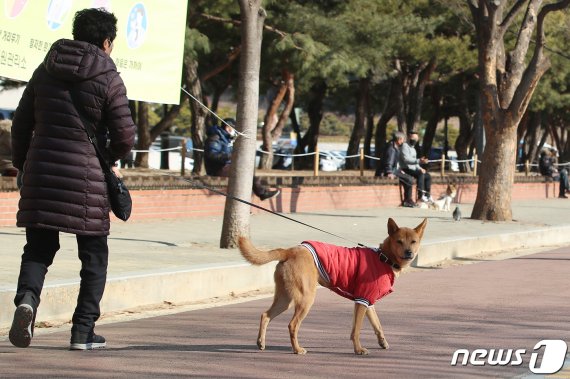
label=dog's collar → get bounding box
[375,246,401,270]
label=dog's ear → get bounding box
[414,218,428,239]
[387,218,399,236]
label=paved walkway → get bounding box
[1,198,570,331]
[1,245,569,378]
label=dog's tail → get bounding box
[238,237,290,265]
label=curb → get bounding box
[415,225,570,267]
[0,262,277,329]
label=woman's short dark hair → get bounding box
[72,8,117,48]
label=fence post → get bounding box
[180,139,186,177]
[160,132,170,169]
[473,153,478,177]
[359,148,364,176]
[525,160,529,176]
[314,145,319,177]
[440,155,446,177]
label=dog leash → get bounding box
[158,172,369,247]
[171,174,403,269]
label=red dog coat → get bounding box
[301,241,395,307]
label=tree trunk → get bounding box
[220,0,265,248]
[134,102,150,168]
[469,0,569,221]
[290,107,301,140]
[421,85,442,158]
[363,91,375,169]
[185,59,207,175]
[455,110,475,174]
[259,70,294,169]
[406,59,437,133]
[346,78,369,169]
[295,81,326,169]
[519,111,541,167]
[391,58,436,136]
[374,77,399,162]
[271,73,295,142]
[454,76,475,173]
[471,125,518,220]
[548,115,566,155]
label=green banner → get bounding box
[0,0,187,104]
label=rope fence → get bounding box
[129,140,569,179]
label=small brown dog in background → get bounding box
[238,218,428,355]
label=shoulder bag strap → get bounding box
[68,87,112,173]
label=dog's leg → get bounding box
[351,303,369,355]
[288,288,316,355]
[258,265,292,351]
[366,306,389,349]
[258,297,291,351]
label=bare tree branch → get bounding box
[468,0,480,24]
[197,13,240,27]
[507,0,570,117]
[197,12,300,46]
[498,1,538,106]
[200,46,242,82]
[499,0,527,32]
[536,0,570,46]
[150,104,182,141]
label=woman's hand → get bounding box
[111,166,123,178]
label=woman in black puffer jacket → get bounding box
[9,8,135,350]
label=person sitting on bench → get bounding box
[376,131,417,208]
[399,130,432,203]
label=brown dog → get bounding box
[238,218,428,355]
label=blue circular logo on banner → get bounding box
[46,0,72,30]
[126,3,147,49]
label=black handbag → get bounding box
[70,89,132,221]
[103,168,132,221]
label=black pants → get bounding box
[14,228,108,333]
[403,168,432,198]
[556,169,569,196]
[394,171,415,202]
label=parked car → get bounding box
[320,150,346,171]
[270,139,296,170]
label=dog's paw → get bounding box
[294,347,307,355]
[257,340,265,351]
[354,347,369,355]
[378,338,389,349]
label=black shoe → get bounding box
[70,330,106,350]
[259,189,280,201]
[9,304,34,348]
[402,200,418,208]
[559,194,568,199]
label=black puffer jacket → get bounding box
[11,39,135,236]
[378,141,400,176]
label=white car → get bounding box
[320,150,346,171]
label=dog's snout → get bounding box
[404,250,414,259]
